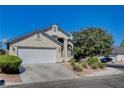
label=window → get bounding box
[57,38,64,43]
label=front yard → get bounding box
[0,55,123,86]
[64,57,107,76]
[64,62,105,76]
[0,73,22,85]
[0,55,22,85]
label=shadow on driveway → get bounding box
[19,66,26,74]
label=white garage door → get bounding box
[18,48,56,64]
[116,55,124,61]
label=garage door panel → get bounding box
[116,55,124,61]
[18,48,56,64]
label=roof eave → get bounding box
[8,29,63,46]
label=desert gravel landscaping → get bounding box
[64,63,122,77]
[64,62,102,75]
[0,73,22,85]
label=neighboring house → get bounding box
[110,46,124,62]
[7,25,73,64]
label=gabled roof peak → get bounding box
[43,25,70,37]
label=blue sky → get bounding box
[0,5,124,46]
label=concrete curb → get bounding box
[82,67,122,77]
[107,64,124,68]
[2,76,81,88]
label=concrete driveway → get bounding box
[19,63,78,83]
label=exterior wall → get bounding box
[67,41,74,61]
[116,55,124,61]
[109,56,116,63]
[9,33,62,62]
[46,29,69,40]
[57,31,69,40]
[9,25,74,63]
[46,27,73,62]
[68,41,73,48]
[63,39,68,61]
[45,29,54,36]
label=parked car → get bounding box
[101,57,112,63]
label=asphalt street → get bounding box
[4,73,124,88]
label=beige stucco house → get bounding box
[110,46,124,63]
[7,25,73,64]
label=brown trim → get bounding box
[43,25,69,37]
[9,31,38,45]
[42,27,52,32]
[17,46,56,56]
[8,30,63,46]
[17,46,56,49]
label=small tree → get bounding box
[0,40,7,55]
[73,27,113,60]
[120,39,124,47]
[0,42,2,48]
[0,49,6,55]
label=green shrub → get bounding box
[70,61,75,66]
[90,63,99,70]
[87,56,99,64]
[73,63,83,72]
[87,56,100,66]
[69,58,76,63]
[98,63,106,69]
[0,49,6,55]
[0,55,22,74]
[69,58,76,66]
[87,57,101,70]
[80,61,87,68]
